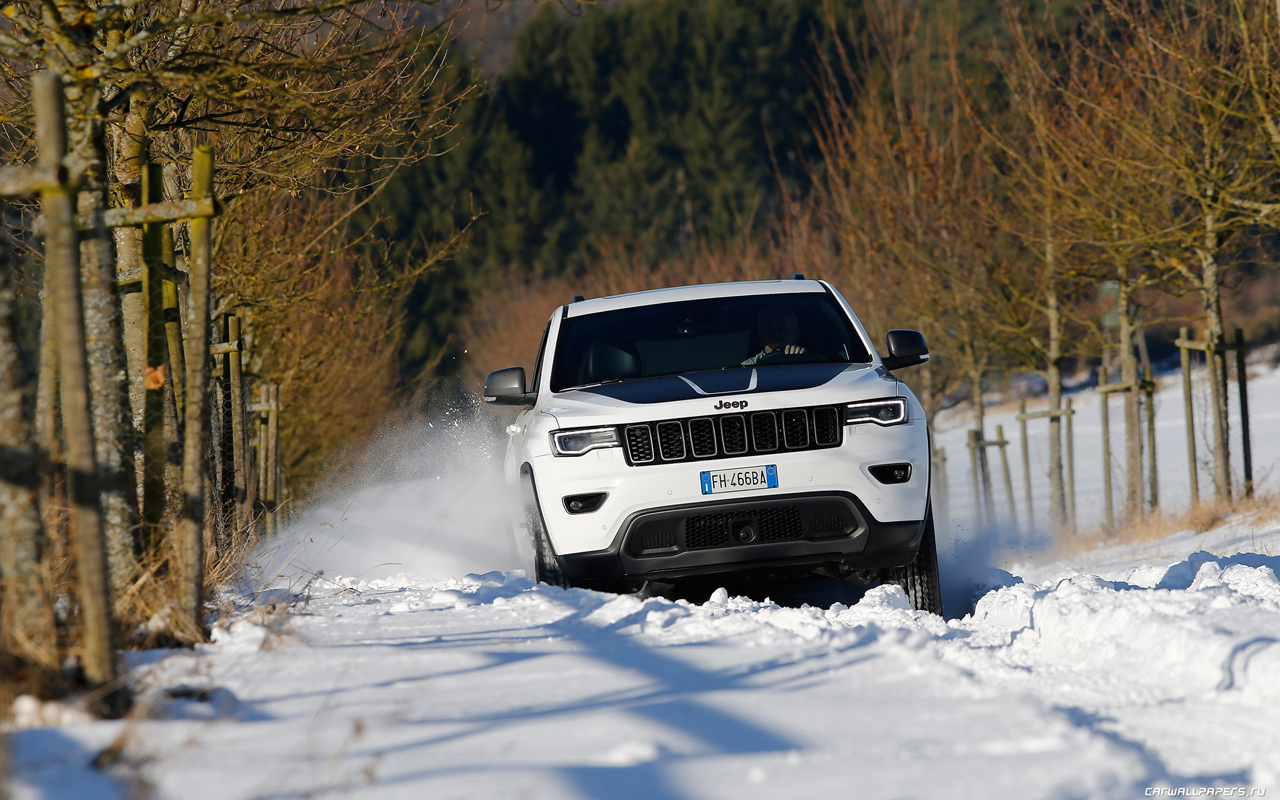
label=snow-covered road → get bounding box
[13,520,1280,799]
[10,363,1280,799]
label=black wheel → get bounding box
[520,466,567,588]
[880,506,943,615]
[531,523,566,588]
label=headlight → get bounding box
[551,427,621,456]
[845,398,907,426]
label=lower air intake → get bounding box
[684,506,804,549]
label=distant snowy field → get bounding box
[933,346,1280,538]
[10,364,1280,800]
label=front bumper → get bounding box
[526,418,931,558]
[557,490,925,593]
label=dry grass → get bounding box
[0,501,266,726]
[1047,489,1280,560]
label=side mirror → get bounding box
[484,367,536,406]
[882,330,929,371]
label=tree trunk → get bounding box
[968,362,993,518]
[1195,218,1231,503]
[177,146,215,635]
[35,280,63,542]
[1117,280,1143,521]
[73,107,140,594]
[1044,231,1066,535]
[0,226,57,672]
[112,95,149,509]
[36,73,118,692]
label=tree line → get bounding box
[1,0,467,712]
[458,0,1279,533]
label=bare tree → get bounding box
[1,0,468,588]
[1069,0,1270,504]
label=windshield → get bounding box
[549,291,871,392]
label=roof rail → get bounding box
[572,294,585,303]
[790,273,805,280]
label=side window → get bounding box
[529,321,551,393]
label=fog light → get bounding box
[869,463,912,485]
[563,492,608,514]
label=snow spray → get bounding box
[253,393,526,589]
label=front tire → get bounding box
[520,466,567,588]
[880,507,943,615]
[531,524,566,588]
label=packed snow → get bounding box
[8,363,1280,799]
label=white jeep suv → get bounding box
[484,277,941,613]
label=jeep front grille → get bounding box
[688,418,717,458]
[813,407,840,446]
[656,421,686,461]
[720,415,748,455]
[751,412,778,451]
[625,425,655,464]
[782,409,810,449]
[620,405,842,466]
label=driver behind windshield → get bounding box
[742,306,807,366]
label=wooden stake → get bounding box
[1179,327,1199,507]
[1206,329,1231,502]
[1144,365,1158,512]
[35,73,117,690]
[967,430,983,527]
[1100,389,1114,531]
[267,384,280,534]
[1065,397,1076,536]
[1018,398,1033,527]
[996,424,1017,529]
[977,431,995,522]
[140,163,166,554]
[1235,329,1252,499]
[931,446,948,529]
[228,316,247,531]
[162,226,186,422]
[258,386,268,529]
[177,146,214,634]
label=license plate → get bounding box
[700,465,778,495]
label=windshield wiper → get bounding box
[562,377,628,392]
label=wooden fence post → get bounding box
[277,388,285,525]
[140,163,167,554]
[162,226,186,423]
[977,432,994,522]
[1100,387,1114,531]
[1235,329,1253,499]
[1205,329,1231,503]
[177,146,214,634]
[227,316,247,531]
[1018,399,1033,527]
[35,73,118,692]
[995,424,1017,529]
[967,430,983,527]
[1065,397,1076,536]
[1179,327,1199,507]
[258,385,268,529]
[931,446,948,531]
[267,384,280,534]
[1143,365,1158,512]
